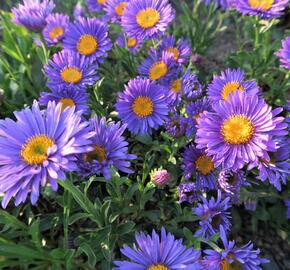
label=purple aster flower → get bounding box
[114,227,201,269]
[195,91,286,171]
[178,182,198,203]
[276,36,290,69]
[77,116,136,180]
[116,77,170,135]
[12,0,55,31]
[74,3,86,18]
[202,226,269,269]
[121,0,175,40]
[285,199,290,219]
[87,0,107,12]
[251,137,290,191]
[139,50,178,84]
[236,0,289,19]
[63,16,112,63]
[185,98,212,137]
[208,68,260,103]
[117,33,143,53]
[202,0,229,10]
[218,169,248,203]
[182,71,204,101]
[44,50,99,91]
[193,191,231,239]
[105,0,129,23]
[165,113,187,138]
[159,35,192,65]
[42,13,69,46]
[181,144,217,191]
[244,199,257,211]
[0,101,93,208]
[150,168,171,186]
[39,86,90,115]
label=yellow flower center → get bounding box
[221,257,242,270]
[115,2,127,16]
[49,26,64,40]
[132,96,153,117]
[21,135,54,165]
[166,47,180,60]
[136,8,160,29]
[97,0,106,4]
[61,67,83,84]
[195,154,215,175]
[84,145,107,163]
[221,81,245,102]
[127,37,137,48]
[147,264,170,270]
[149,61,168,81]
[170,79,182,93]
[77,34,98,56]
[248,0,274,10]
[59,98,75,112]
[222,115,254,145]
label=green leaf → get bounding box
[115,221,135,235]
[79,243,97,267]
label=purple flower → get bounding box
[244,199,257,211]
[276,36,290,70]
[74,3,86,18]
[285,199,290,219]
[0,101,94,208]
[178,182,198,203]
[87,0,107,12]
[114,227,201,269]
[105,0,129,23]
[207,68,260,103]
[117,33,143,53]
[44,50,99,91]
[63,16,112,63]
[139,50,178,84]
[236,0,289,19]
[181,144,217,191]
[185,98,212,137]
[116,77,170,135]
[202,0,229,10]
[195,91,286,171]
[12,0,55,31]
[39,86,90,115]
[150,169,171,186]
[42,13,69,46]
[165,113,187,138]
[182,71,204,101]
[77,116,136,180]
[159,35,192,65]
[193,191,231,239]
[121,0,175,40]
[202,226,269,269]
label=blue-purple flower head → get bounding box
[44,50,99,91]
[12,0,55,31]
[178,182,198,204]
[74,3,86,18]
[114,227,201,270]
[78,116,136,180]
[165,113,187,138]
[117,33,143,53]
[202,0,229,10]
[182,71,204,101]
[87,0,107,12]
[39,86,90,115]
[139,50,178,84]
[208,68,260,104]
[0,101,94,208]
[181,144,217,191]
[105,0,129,23]
[195,91,287,171]
[63,16,112,63]
[193,190,232,239]
[276,36,290,70]
[202,226,269,269]
[116,77,170,135]
[159,35,192,65]
[42,13,69,46]
[236,0,289,19]
[285,199,290,219]
[186,97,212,137]
[122,0,175,40]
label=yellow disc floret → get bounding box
[59,98,75,112]
[195,154,215,175]
[115,2,127,16]
[61,67,83,84]
[166,47,180,61]
[170,79,182,93]
[248,0,274,10]
[136,8,160,29]
[49,26,64,40]
[84,145,107,163]
[77,34,98,56]
[97,0,107,4]
[147,264,170,270]
[221,82,245,102]
[21,135,54,165]
[127,37,137,48]
[132,96,153,117]
[222,115,254,145]
[149,61,168,81]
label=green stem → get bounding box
[63,188,72,249]
[254,16,260,48]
